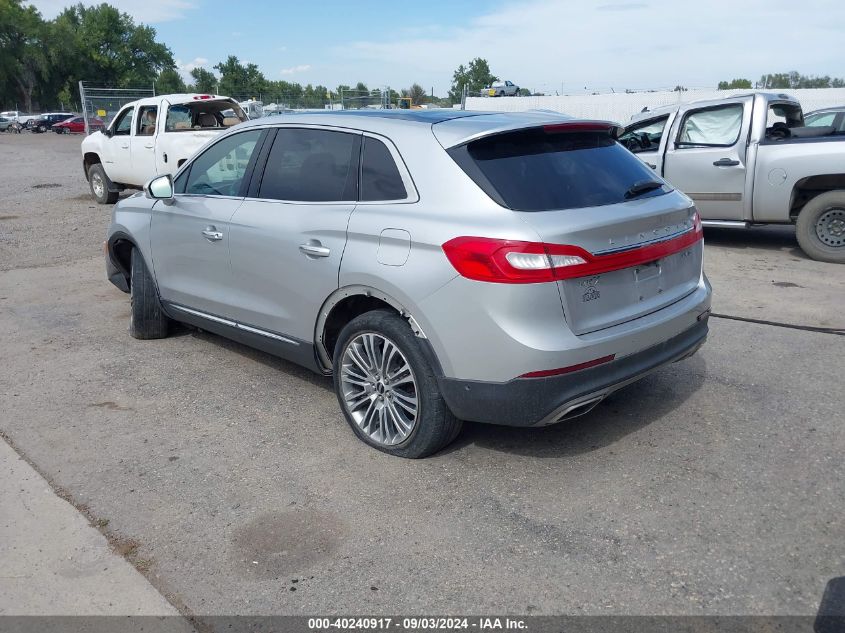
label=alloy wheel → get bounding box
[340,332,418,446]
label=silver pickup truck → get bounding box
[620,92,845,263]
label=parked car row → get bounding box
[0,111,106,134]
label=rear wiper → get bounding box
[624,180,664,199]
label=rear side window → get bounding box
[361,137,407,201]
[258,128,358,202]
[449,129,670,211]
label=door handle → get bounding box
[646,162,657,169]
[202,226,223,242]
[144,144,154,149]
[299,243,331,258]
[120,144,129,149]
[713,158,740,167]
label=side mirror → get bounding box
[104,128,113,138]
[144,174,175,205]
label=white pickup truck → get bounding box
[619,92,845,263]
[81,94,248,204]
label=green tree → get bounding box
[758,71,845,89]
[448,57,498,103]
[214,55,265,98]
[156,67,186,94]
[401,83,426,106]
[0,0,49,112]
[189,67,217,93]
[51,3,173,88]
[718,78,753,90]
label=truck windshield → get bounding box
[449,129,672,211]
[165,100,247,132]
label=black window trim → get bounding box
[674,103,745,149]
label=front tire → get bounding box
[795,191,845,263]
[88,163,119,204]
[333,310,461,458]
[129,247,169,340]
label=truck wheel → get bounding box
[88,163,119,204]
[129,247,169,340]
[795,191,845,263]
[333,310,461,458]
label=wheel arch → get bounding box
[789,175,845,221]
[315,286,432,373]
[83,152,101,180]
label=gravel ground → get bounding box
[0,132,843,619]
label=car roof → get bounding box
[130,94,237,107]
[627,91,800,125]
[806,105,845,114]
[236,109,577,148]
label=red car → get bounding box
[52,116,105,134]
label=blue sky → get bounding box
[30,0,845,96]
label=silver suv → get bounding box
[105,110,712,458]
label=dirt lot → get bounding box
[1,133,843,618]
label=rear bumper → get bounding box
[437,316,709,427]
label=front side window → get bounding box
[258,128,358,202]
[361,137,407,201]
[677,104,743,147]
[619,116,669,153]
[804,112,836,127]
[184,129,263,197]
[112,108,134,136]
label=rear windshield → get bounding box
[449,129,671,211]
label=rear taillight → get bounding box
[442,211,702,284]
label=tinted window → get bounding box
[361,137,407,201]
[450,129,670,212]
[619,116,669,153]
[113,108,134,136]
[258,128,357,202]
[184,130,263,197]
[678,104,743,146]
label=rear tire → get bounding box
[129,247,169,340]
[332,310,461,458]
[795,191,845,263]
[88,163,119,204]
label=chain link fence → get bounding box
[78,81,155,135]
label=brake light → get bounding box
[193,95,213,100]
[442,212,702,284]
[542,121,618,134]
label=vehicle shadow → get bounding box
[176,323,707,460]
[183,325,335,392]
[441,353,707,459]
[703,225,808,259]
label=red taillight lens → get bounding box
[520,354,616,378]
[442,237,559,283]
[193,94,213,100]
[442,212,702,284]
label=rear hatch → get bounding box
[446,122,702,335]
